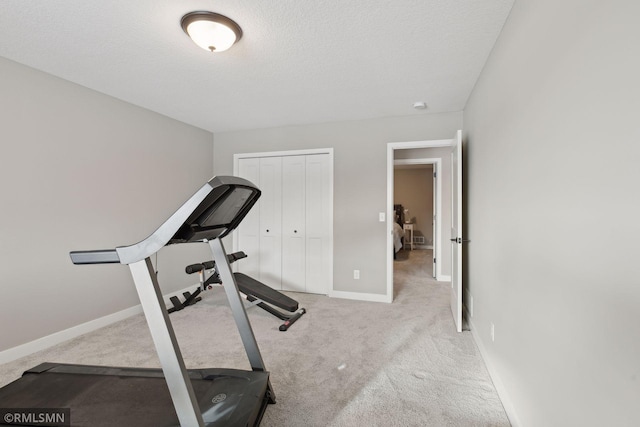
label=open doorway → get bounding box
[393,161,439,278]
[386,139,454,301]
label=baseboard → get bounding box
[468,314,521,427]
[0,305,143,365]
[329,290,392,303]
[410,244,433,250]
[437,274,451,282]
[0,284,199,365]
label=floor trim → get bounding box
[467,310,522,427]
[0,284,198,364]
[329,290,392,303]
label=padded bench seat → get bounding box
[234,272,299,313]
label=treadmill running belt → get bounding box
[0,363,271,427]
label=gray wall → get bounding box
[213,113,462,295]
[0,57,213,352]
[464,0,640,425]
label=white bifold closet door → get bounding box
[257,157,283,290]
[281,156,306,292]
[236,158,261,278]
[303,154,331,294]
[236,153,330,294]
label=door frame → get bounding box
[386,139,452,302]
[393,158,442,279]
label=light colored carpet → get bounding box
[0,249,510,426]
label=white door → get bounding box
[305,154,331,294]
[432,166,437,278]
[237,158,261,277]
[234,149,333,295]
[281,155,306,292]
[450,130,463,332]
[258,157,282,290]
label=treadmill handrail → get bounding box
[116,183,213,265]
[70,249,120,264]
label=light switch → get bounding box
[379,212,385,222]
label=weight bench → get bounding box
[182,253,306,331]
[167,252,247,313]
[235,272,306,331]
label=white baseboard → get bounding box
[0,305,142,365]
[467,313,521,427]
[437,274,451,282]
[409,244,433,250]
[0,284,199,365]
[329,290,392,303]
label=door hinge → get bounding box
[434,258,436,263]
[433,172,437,178]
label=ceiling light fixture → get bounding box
[181,11,243,53]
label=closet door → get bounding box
[305,154,331,294]
[258,157,282,289]
[236,158,261,277]
[281,156,306,292]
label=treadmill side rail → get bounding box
[129,257,205,427]
[209,240,267,372]
[69,249,120,264]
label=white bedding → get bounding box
[393,222,404,253]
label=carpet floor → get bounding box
[0,249,510,426]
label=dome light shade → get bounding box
[181,11,242,53]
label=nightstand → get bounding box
[403,223,414,250]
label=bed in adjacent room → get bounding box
[393,204,405,258]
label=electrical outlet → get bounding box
[490,323,495,342]
[354,270,360,280]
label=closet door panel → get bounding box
[236,158,261,277]
[305,154,331,294]
[258,157,282,289]
[281,156,306,292]
[306,237,325,294]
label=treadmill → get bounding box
[0,176,275,427]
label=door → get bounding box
[258,157,282,290]
[305,154,331,294]
[432,165,437,278]
[281,155,306,292]
[234,149,333,295]
[450,130,463,332]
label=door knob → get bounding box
[450,238,471,243]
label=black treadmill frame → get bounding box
[11,176,274,427]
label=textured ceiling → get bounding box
[0,0,514,133]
